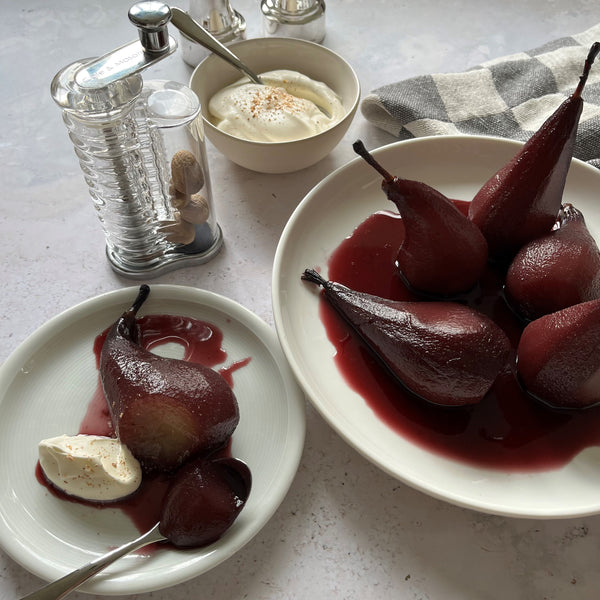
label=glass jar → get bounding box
[51,63,222,277]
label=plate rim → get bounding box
[0,284,306,594]
[271,133,600,520]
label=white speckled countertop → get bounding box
[2,1,600,598]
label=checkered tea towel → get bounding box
[361,23,600,169]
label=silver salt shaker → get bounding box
[261,0,326,43]
[180,0,247,67]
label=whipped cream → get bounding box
[208,69,345,142]
[38,434,142,502]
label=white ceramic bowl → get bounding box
[272,135,600,519]
[189,37,360,173]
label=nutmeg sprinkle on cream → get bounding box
[208,69,345,142]
[38,434,142,502]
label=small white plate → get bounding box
[0,285,305,594]
[272,134,600,519]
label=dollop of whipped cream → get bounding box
[208,69,345,142]
[38,434,142,502]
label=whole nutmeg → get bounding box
[169,185,190,209]
[171,150,204,195]
[179,194,210,225]
[159,217,196,245]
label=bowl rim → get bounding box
[189,37,361,147]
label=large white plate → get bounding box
[272,134,600,519]
[0,285,305,595]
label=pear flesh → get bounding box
[302,269,510,407]
[100,285,240,472]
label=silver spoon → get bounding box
[19,523,166,600]
[169,6,263,85]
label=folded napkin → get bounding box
[361,23,600,169]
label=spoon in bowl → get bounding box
[169,6,263,85]
[18,523,166,600]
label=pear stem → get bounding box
[352,140,395,183]
[558,202,584,226]
[131,284,151,315]
[115,285,150,340]
[301,268,329,289]
[574,41,600,98]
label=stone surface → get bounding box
[2,1,600,599]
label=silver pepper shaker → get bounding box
[261,0,326,43]
[180,0,247,67]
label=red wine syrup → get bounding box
[320,205,600,471]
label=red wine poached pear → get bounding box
[468,42,600,260]
[353,140,488,297]
[505,204,600,321]
[301,269,510,407]
[100,286,240,473]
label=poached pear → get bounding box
[302,269,510,406]
[505,204,600,321]
[469,42,600,260]
[353,140,488,297]
[517,299,600,409]
[160,456,251,548]
[100,285,240,472]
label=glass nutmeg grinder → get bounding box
[51,2,223,278]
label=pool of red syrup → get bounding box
[37,314,250,546]
[320,203,600,471]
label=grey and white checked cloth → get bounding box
[361,24,600,169]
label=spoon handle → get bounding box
[170,7,262,85]
[19,523,166,600]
